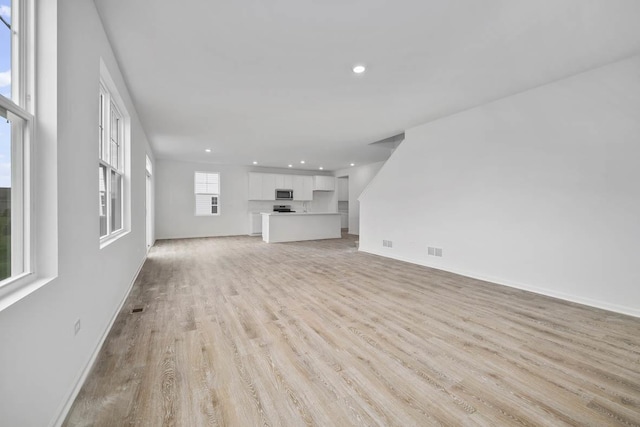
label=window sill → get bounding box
[0,273,57,312]
[100,229,130,249]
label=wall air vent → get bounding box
[428,247,443,257]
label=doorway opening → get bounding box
[337,176,349,233]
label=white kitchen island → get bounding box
[261,212,341,243]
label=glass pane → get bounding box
[110,170,122,232]
[99,165,107,237]
[0,0,11,100]
[110,104,120,168]
[0,110,11,280]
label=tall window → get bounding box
[98,76,127,241]
[195,172,219,216]
[0,0,32,284]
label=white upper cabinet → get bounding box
[261,173,276,200]
[275,174,294,189]
[313,175,335,191]
[293,175,313,201]
[283,174,294,189]
[274,174,284,189]
[249,172,312,200]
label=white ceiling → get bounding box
[94,0,640,171]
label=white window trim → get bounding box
[0,0,39,306]
[194,171,220,216]
[0,98,34,293]
[99,59,130,248]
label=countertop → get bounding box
[261,212,341,216]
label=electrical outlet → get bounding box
[383,240,393,248]
[74,319,81,335]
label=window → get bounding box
[98,64,129,243]
[195,172,219,216]
[0,0,33,285]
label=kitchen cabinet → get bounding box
[248,172,277,200]
[261,173,276,200]
[293,175,313,201]
[248,212,262,235]
[249,172,312,200]
[275,174,293,189]
[261,212,341,243]
[313,175,335,191]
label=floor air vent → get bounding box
[132,307,144,313]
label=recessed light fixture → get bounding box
[353,64,366,74]
[288,164,293,168]
[319,166,324,170]
[205,149,212,153]
[252,161,258,165]
[300,160,305,164]
[350,163,355,167]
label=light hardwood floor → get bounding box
[64,234,640,426]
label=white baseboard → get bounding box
[360,246,640,319]
[50,255,147,427]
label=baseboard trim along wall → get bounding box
[360,247,640,319]
[51,256,148,427]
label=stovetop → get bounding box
[273,204,295,213]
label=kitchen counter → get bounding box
[261,212,340,216]
[261,212,341,243]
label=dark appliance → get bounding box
[275,189,294,200]
[273,205,295,213]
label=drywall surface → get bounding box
[360,55,640,316]
[0,1,154,426]
[335,161,385,234]
[156,160,251,239]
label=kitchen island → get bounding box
[261,212,341,243]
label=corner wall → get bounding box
[360,55,640,317]
[0,1,154,426]
[335,161,385,234]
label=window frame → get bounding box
[98,60,130,248]
[194,171,220,216]
[0,0,36,295]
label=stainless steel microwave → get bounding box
[275,189,293,200]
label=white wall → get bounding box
[156,160,251,239]
[0,1,154,426]
[360,55,640,317]
[335,161,385,234]
[156,160,335,239]
[308,190,337,214]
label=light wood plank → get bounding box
[64,234,640,426]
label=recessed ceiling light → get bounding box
[205,149,211,153]
[350,163,355,167]
[252,161,258,165]
[300,160,305,164]
[288,164,293,168]
[319,166,323,170]
[353,64,366,74]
